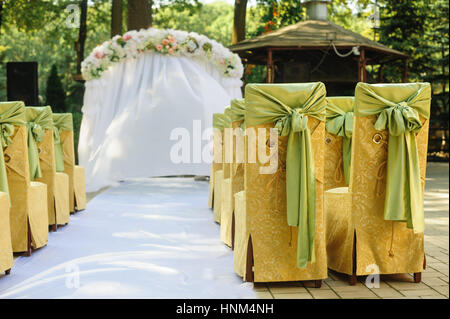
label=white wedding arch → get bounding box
[79,28,243,192]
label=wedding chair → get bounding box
[0,191,13,275]
[225,98,246,250]
[235,82,328,285]
[211,112,228,223]
[220,107,235,246]
[325,82,431,285]
[1,101,48,256]
[26,107,70,230]
[53,113,86,213]
[324,97,354,190]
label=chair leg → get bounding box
[349,274,357,286]
[314,280,322,288]
[24,220,32,257]
[5,269,11,275]
[245,235,254,283]
[231,212,235,251]
[51,224,57,232]
[414,272,422,283]
[349,231,357,285]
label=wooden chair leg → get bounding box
[231,212,235,251]
[245,235,254,283]
[5,269,11,275]
[349,274,357,285]
[414,272,422,283]
[314,280,322,288]
[349,231,357,285]
[24,220,32,257]
[51,224,57,232]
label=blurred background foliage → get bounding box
[0,0,448,160]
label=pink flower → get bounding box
[172,45,178,50]
[169,37,175,43]
[162,39,169,45]
[94,51,105,59]
[123,34,132,41]
[221,59,226,65]
[165,45,170,49]
[168,48,174,54]
[156,44,163,51]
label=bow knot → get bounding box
[29,122,44,142]
[0,123,15,148]
[374,101,423,137]
[274,109,309,136]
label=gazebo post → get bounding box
[358,48,367,83]
[402,58,409,82]
[266,48,273,83]
[378,64,384,82]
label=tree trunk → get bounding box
[76,0,88,77]
[232,0,247,44]
[127,0,152,31]
[111,0,123,37]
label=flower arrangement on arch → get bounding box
[82,28,244,81]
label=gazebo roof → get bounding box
[230,20,406,58]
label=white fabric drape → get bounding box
[79,53,242,192]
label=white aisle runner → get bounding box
[0,178,255,299]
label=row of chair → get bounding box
[0,101,87,276]
[209,82,431,286]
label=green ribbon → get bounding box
[326,97,354,185]
[355,82,431,233]
[0,102,26,204]
[224,106,233,129]
[230,98,246,131]
[213,112,229,131]
[26,106,54,181]
[245,82,327,268]
[53,113,74,172]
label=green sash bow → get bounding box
[326,97,354,185]
[53,113,74,172]
[230,98,246,130]
[0,102,26,203]
[26,106,54,181]
[355,82,431,233]
[245,82,327,268]
[224,107,233,129]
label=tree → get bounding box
[232,0,247,44]
[46,64,67,113]
[111,0,123,36]
[75,0,88,76]
[127,0,152,31]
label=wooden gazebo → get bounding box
[230,13,408,96]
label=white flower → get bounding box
[82,27,243,81]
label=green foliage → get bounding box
[154,0,233,45]
[46,64,67,112]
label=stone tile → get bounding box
[268,286,308,294]
[309,290,340,299]
[421,277,448,286]
[432,285,449,296]
[273,293,313,299]
[400,289,443,297]
[387,281,429,291]
[338,290,378,299]
[371,287,404,298]
[255,291,273,299]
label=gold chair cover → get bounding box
[243,120,327,282]
[0,192,13,273]
[5,125,48,252]
[325,85,430,276]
